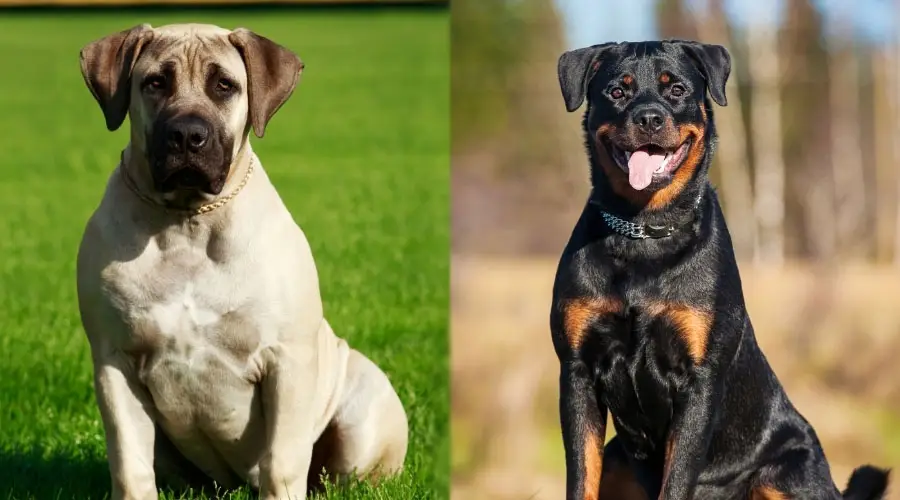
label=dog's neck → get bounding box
[119,143,255,216]
[588,189,705,240]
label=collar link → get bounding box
[589,190,703,240]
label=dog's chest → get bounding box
[593,303,699,458]
[102,234,270,387]
[142,281,226,339]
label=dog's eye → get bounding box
[670,84,686,97]
[144,76,166,91]
[610,87,625,100]
[216,79,236,93]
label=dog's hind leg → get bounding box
[751,461,890,500]
[307,348,409,491]
[750,447,846,500]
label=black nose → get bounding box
[633,107,666,134]
[166,117,210,153]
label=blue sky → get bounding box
[554,0,896,49]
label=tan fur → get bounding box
[582,431,603,500]
[645,124,706,210]
[646,302,713,365]
[77,23,407,500]
[751,485,791,500]
[562,297,623,349]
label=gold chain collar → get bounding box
[121,156,255,216]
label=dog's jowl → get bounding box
[77,24,408,500]
[550,40,890,500]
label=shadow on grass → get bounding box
[0,449,243,500]
[0,448,110,500]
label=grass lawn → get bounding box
[0,6,448,499]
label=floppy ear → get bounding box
[229,28,304,138]
[557,43,615,112]
[673,40,731,107]
[80,24,154,131]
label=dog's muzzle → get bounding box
[150,114,230,195]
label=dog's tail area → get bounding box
[842,465,891,500]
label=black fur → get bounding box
[148,110,233,196]
[550,40,890,500]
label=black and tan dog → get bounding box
[550,40,891,500]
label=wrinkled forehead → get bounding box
[134,25,247,84]
[598,42,697,82]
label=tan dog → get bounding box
[76,24,408,500]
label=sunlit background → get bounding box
[452,0,900,498]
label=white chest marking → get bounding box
[146,282,222,337]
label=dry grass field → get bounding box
[451,256,900,499]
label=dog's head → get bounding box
[558,40,730,209]
[80,23,303,196]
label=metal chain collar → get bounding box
[122,156,255,216]
[589,190,704,240]
[599,210,675,239]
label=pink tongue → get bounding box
[627,150,665,190]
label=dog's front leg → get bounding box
[94,356,158,500]
[559,358,608,500]
[657,372,718,500]
[259,341,319,500]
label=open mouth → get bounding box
[605,139,691,191]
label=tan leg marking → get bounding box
[751,485,791,500]
[583,431,603,500]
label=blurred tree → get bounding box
[452,0,591,254]
[500,0,583,174]
[746,13,786,265]
[781,0,835,261]
[873,45,895,262]
[894,18,900,266]
[655,0,697,39]
[451,1,527,152]
[828,5,867,260]
[675,0,756,260]
[451,0,578,175]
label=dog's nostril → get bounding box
[166,120,210,152]
[168,130,184,146]
[636,110,665,132]
[188,132,208,148]
[184,124,209,151]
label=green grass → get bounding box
[0,7,448,499]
